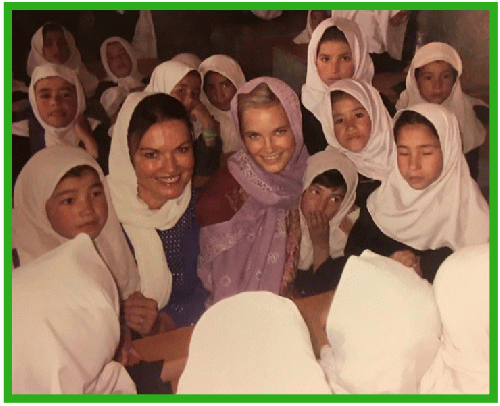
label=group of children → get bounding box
[12,13,489,395]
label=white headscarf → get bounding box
[27,23,98,97]
[317,78,395,180]
[199,54,246,153]
[144,60,195,94]
[298,147,358,269]
[367,103,489,251]
[13,144,140,300]
[419,243,489,394]
[302,17,375,121]
[107,92,192,309]
[171,53,202,69]
[28,64,86,148]
[395,42,487,153]
[12,234,136,394]
[320,250,442,394]
[177,291,332,394]
[293,10,331,45]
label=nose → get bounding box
[263,135,274,153]
[80,196,96,215]
[161,153,177,173]
[432,77,442,91]
[215,86,224,102]
[331,60,340,76]
[409,153,421,170]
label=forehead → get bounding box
[175,71,201,89]
[43,29,65,42]
[205,71,232,85]
[241,102,289,127]
[35,76,75,92]
[54,169,101,193]
[106,41,128,55]
[396,123,440,145]
[139,119,192,147]
[419,60,454,73]
[318,40,352,55]
[331,93,365,111]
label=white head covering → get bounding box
[144,60,195,94]
[302,17,375,121]
[298,147,358,268]
[28,63,86,148]
[171,53,202,69]
[317,78,395,180]
[12,234,136,394]
[293,10,332,45]
[27,23,98,97]
[13,144,140,300]
[395,42,487,153]
[199,54,246,153]
[367,103,489,251]
[419,243,489,394]
[107,92,193,309]
[177,291,332,394]
[320,250,442,394]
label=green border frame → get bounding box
[4,2,498,403]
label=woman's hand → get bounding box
[74,113,99,159]
[124,291,159,336]
[390,250,422,277]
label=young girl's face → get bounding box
[35,76,78,128]
[316,40,355,86]
[301,183,345,221]
[170,71,202,113]
[331,94,371,152]
[106,41,133,78]
[45,168,108,240]
[204,71,237,112]
[242,103,295,174]
[42,29,70,65]
[396,123,443,190]
[416,60,456,105]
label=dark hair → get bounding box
[317,25,348,57]
[330,90,353,105]
[42,22,65,38]
[311,169,347,192]
[59,165,99,182]
[127,93,194,159]
[414,63,459,82]
[393,110,440,142]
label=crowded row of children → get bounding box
[12,13,489,395]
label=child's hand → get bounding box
[115,324,142,366]
[190,102,217,131]
[74,113,99,159]
[124,291,159,336]
[390,250,422,277]
[304,210,330,249]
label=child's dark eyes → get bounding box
[177,145,192,153]
[61,198,74,205]
[144,151,158,159]
[319,56,330,63]
[341,55,351,62]
[333,118,343,125]
[355,112,365,118]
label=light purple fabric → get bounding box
[198,77,308,306]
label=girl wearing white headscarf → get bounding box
[345,103,489,282]
[396,42,488,179]
[198,54,246,154]
[12,144,140,300]
[27,22,99,97]
[320,250,442,393]
[12,234,137,394]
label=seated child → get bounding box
[294,147,358,296]
[198,54,246,155]
[27,22,99,97]
[346,103,489,282]
[396,42,488,180]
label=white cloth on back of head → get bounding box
[298,147,358,268]
[27,24,98,97]
[321,250,442,394]
[171,53,202,69]
[12,234,136,394]
[28,63,86,148]
[177,291,332,394]
[395,42,487,153]
[419,244,489,394]
[108,92,192,309]
[302,17,375,123]
[293,11,332,45]
[199,54,246,153]
[13,144,140,299]
[318,78,395,180]
[367,103,489,251]
[131,10,157,59]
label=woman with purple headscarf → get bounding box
[196,77,309,306]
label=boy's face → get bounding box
[301,183,346,221]
[106,41,133,78]
[42,29,70,65]
[203,71,237,111]
[416,60,456,105]
[45,169,108,240]
[35,76,78,128]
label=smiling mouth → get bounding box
[157,175,181,185]
[261,154,281,162]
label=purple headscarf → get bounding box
[198,77,308,306]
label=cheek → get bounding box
[243,138,260,156]
[133,159,158,180]
[342,61,355,77]
[96,198,109,223]
[47,206,74,238]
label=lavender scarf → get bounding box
[198,77,308,306]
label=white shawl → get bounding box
[395,42,487,153]
[367,103,489,251]
[171,53,202,69]
[298,146,358,268]
[107,92,192,309]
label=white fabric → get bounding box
[171,53,202,69]
[317,78,395,180]
[28,64,85,148]
[100,37,144,118]
[108,91,193,309]
[13,144,140,299]
[395,42,487,153]
[419,244,489,394]
[199,54,246,153]
[27,23,98,97]
[177,291,332,394]
[302,17,375,123]
[367,103,489,251]
[250,10,283,20]
[321,250,442,394]
[293,11,331,45]
[298,146,358,268]
[12,234,136,394]
[131,10,157,59]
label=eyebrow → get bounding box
[36,85,75,93]
[51,182,103,198]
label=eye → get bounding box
[144,151,158,159]
[397,151,410,156]
[177,145,192,153]
[320,56,330,63]
[245,132,260,140]
[341,55,351,62]
[330,196,343,203]
[275,127,288,135]
[355,112,365,119]
[39,93,51,99]
[61,197,74,205]
[333,118,343,125]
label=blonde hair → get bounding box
[237,82,280,125]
